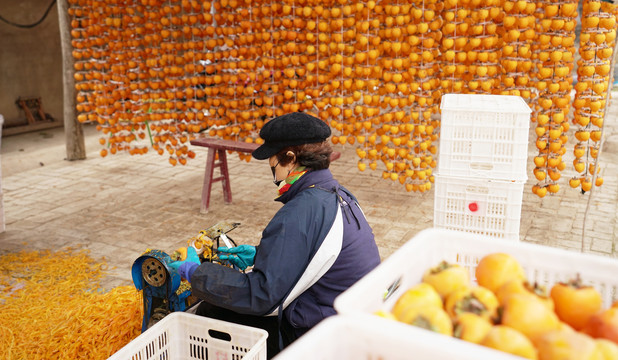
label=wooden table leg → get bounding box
[200,148,217,213]
[218,149,232,204]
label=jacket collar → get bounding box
[276,169,336,204]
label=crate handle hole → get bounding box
[470,163,493,171]
[208,329,232,342]
[465,186,489,194]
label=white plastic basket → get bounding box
[438,94,531,181]
[107,312,268,360]
[433,174,525,241]
[334,228,618,317]
[274,315,524,360]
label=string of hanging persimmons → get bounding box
[68,0,617,196]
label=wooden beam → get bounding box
[57,0,86,160]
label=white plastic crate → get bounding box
[433,174,525,241]
[438,94,531,181]
[107,312,268,360]
[274,315,524,360]
[335,228,618,317]
[332,229,618,358]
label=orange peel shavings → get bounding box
[0,248,142,359]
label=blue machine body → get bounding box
[132,249,193,332]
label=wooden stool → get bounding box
[190,138,259,213]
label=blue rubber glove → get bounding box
[218,245,256,270]
[169,247,201,282]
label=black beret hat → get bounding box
[252,112,331,160]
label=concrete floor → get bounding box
[1,95,617,290]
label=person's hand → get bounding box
[169,247,201,281]
[218,245,256,270]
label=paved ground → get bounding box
[1,92,617,290]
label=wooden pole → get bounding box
[57,0,85,160]
[580,11,618,253]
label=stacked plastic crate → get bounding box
[0,114,4,233]
[433,94,531,241]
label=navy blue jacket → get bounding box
[190,169,380,338]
